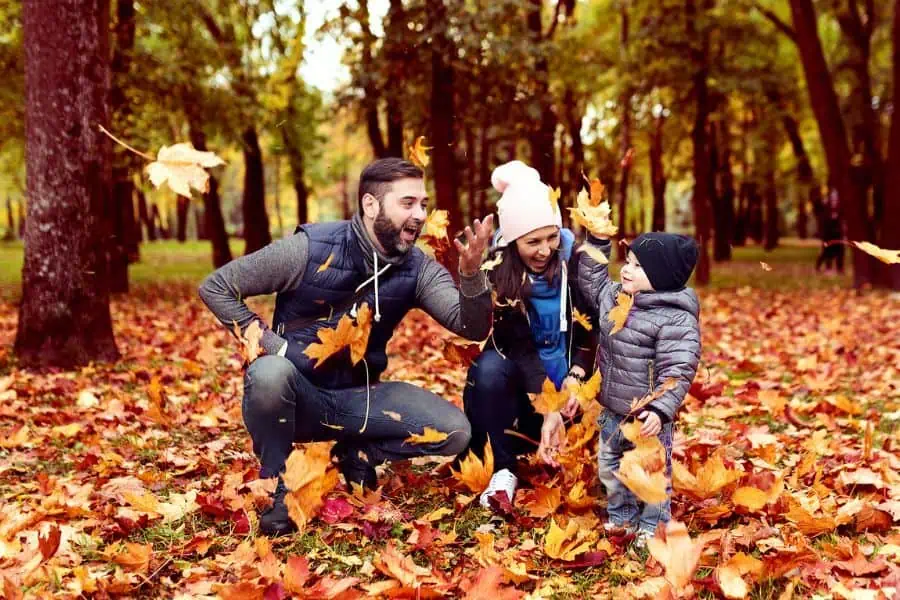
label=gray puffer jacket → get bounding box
[575,237,701,422]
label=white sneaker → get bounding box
[479,469,518,508]
[603,521,635,535]
[633,529,654,549]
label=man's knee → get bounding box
[436,409,472,456]
[243,355,298,416]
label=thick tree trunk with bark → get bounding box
[241,126,271,255]
[189,126,232,267]
[280,124,309,227]
[527,0,556,187]
[429,0,461,238]
[878,0,900,289]
[16,0,119,368]
[650,113,667,232]
[789,0,877,287]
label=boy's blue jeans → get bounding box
[597,410,674,535]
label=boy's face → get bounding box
[621,251,653,294]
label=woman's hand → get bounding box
[537,411,566,467]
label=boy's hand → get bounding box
[561,376,580,418]
[638,410,662,437]
[538,411,566,467]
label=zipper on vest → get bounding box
[648,359,655,392]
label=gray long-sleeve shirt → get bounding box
[198,214,493,355]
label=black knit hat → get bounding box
[626,233,699,292]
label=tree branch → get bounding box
[753,2,797,42]
[544,0,564,40]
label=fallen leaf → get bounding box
[460,566,525,600]
[374,541,436,588]
[607,292,633,335]
[452,437,494,494]
[38,524,61,560]
[543,518,595,561]
[673,451,743,499]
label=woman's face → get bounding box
[514,225,560,273]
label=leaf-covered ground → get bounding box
[0,260,898,599]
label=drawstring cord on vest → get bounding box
[352,250,391,432]
[559,261,568,334]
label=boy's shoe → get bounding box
[632,529,655,549]
[480,469,518,508]
[259,478,296,537]
[603,521,636,535]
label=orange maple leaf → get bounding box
[530,377,569,416]
[405,426,451,445]
[302,303,373,368]
[607,292,633,335]
[615,420,668,504]
[451,437,494,493]
[672,450,743,499]
[374,540,439,588]
[408,136,432,169]
[647,520,708,592]
[572,307,592,331]
[317,252,335,274]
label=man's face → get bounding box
[368,177,428,257]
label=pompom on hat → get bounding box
[491,160,561,246]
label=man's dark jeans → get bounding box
[461,350,543,474]
[243,355,472,480]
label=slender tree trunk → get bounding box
[273,153,283,236]
[241,126,270,254]
[781,111,820,238]
[763,123,780,250]
[360,0,387,158]
[711,120,734,260]
[16,0,119,368]
[136,188,152,241]
[528,0,556,187]
[195,206,207,240]
[429,0,461,240]
[789,0,877,287]
[878,0,900,289]
[384,0,407,157]
[4,196,14,241]
[650,113,667,232]
[477,123,491,216]
[189,126,231,266]
[109,180,132,292]
[616,0,632,242]
[176,196,189,242]
[17,199,25,239]
[465,126,477,222]
[687,0,712,285]
[564,87,585,204]
[280,124,309,226]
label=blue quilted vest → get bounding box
[273,221,424,389]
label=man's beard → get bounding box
[373,206,419,257]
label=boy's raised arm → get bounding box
[574,236,615,314]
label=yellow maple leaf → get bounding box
[145,143,225,199]
[572,307,592,331]
[283,442,334,492]
[607,292,633,335]
[731,487,769,512]
[375,540,437,587]
[672,451,743,499]
[451,437,494,493]
[408,136,432,169]
[317,252,335,274]
[851,241,900,264]
[405,426,450,445]
[543,517,595,561]
[575,370,601,409]
[569,189,618,237]
[530,377,569,416]
[350,303,373,365]
[285,468,340,533]
[424,209,449,240]
[647,520,708,592]
[481,253,504,272]
[548,186,561,215]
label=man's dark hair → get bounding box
[357,158,424,213]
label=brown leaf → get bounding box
[38,524,61,561]
[374,540,436,588]
[107,542,152,573]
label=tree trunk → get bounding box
[878,0,900,289]
[280,124,309,227]
[687,0,712,285]
[107,0,136,294]
[241,126,270,254]
[711,120,734,260]
[616,0,632,242]
[4,196,15,241]
[384,0,407,157]
[360,0,387,159]
[781,111,820,238]
[527,0,556,187]
[429,0,461,239]
[17,199,25,239]
[176,196,189,242]
[789,0,877,287]
[195,206,207,240]
[189,126,232,267]
[763,123,780,251]
[136,188,153,241]
[16,0,119,368]
[650,113,667,232]
[477,122,492,217]
[465,125,477,222]
[564,87,585,205]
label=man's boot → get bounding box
[259,478,296,537]
[332,442,377,490]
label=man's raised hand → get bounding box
[455,214,495,276]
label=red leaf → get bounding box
[487,490,516,517]
[38,524,61,560]
[263,582,288,600]
[564,551,609,569]
[320,497,354,524]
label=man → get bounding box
[199,158,493,536]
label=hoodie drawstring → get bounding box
[354,251,391,322]
[559,261,568,333]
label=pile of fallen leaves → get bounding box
[0,280,898,599]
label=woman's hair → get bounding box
[490,242,562,305]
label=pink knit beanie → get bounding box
[492,160,561,246]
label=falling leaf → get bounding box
[285,468,341,533]
[851,241,900,264]
[349,303,373,365]
[607,292,633,335]
[233,319,264,365]
[577,242,609,265]
[443,338,483,367]
[547,187,561,215]
[481,254,504,272]
[452,438,494,493]
[572,307,592,331]
[408,136,432,169]
[382,410,403,422]
[646,520,708,592]
[423,209,449,240]
[317,253,335,274]
[530,378,569,416]
[303,303,372,368]
[405,426,450,445]
[575,370,601,409]
[760,262,773,271]
[615,422,669,505]
[146,143,225,198]
[569,189,618,237]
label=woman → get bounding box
[459,160,596,508]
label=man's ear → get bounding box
[361,193,380,219]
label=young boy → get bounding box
[574,232,701,545]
